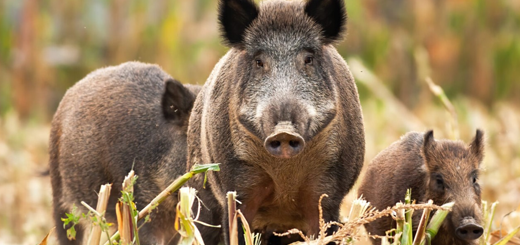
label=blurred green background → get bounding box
[1,0,520,121]
[0,0,520,244]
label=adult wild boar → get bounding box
[187,0,365,243]
[49,62,200,245]
[359,130,485,245]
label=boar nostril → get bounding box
[289,140,300,148]
[270,141,281,149]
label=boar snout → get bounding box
[264,121,306,159]
[455,217,483,241]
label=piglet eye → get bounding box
[435,175,445,190]
[471,171,479,184]
[256,59,264,68]
[304,56,313,65]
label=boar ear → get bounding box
[422,130,436,167]
[469,129,485,164]
[305,0,347,44]
[218,0,259,47]
[162,79,196,124]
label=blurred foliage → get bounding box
[0,0,519,121]
[0,0,225,121]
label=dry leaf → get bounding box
[39,227,56,245]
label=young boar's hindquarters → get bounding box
[359,130,485,245]
[187,0,365,244]
[49,62,200,245]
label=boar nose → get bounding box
[455,217,483,241]
[264,122,305,159]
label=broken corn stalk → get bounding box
[176,187,205,245]
[421,202,454,245]
[104,163,220,245]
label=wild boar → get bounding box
[49,62,200,244]
[358,130,485,245]
[186,0,365,244]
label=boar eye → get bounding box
[304,56,313,65]
[255,59,264,68]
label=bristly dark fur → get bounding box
[218,0,259,47]
[304,0,347,44]
[422,130,436,165]
[218,0,348,49]
[359,130,485,245]
[470,129,484,162]
[243,1,323,54]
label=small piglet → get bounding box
[359,130,485,245]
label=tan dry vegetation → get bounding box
[0,112,53,244]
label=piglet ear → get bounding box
[470,129,485,164]
[218,0,259,47]
[421,130,436,168]
[305,0,347,44]
[162,79,196,124]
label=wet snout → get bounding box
[264,121,305,159]
[455,216,483,241]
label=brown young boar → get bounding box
[49,62,200,245]
[186,0,365,244]
[358,130,485,245]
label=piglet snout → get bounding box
[456,217,484,241]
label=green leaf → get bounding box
[425,202,454,240]
[401,222,413,245]
[191,163,220,174]
[61,204,82,240]
[483,201,498,244]
[66,226,77,240]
